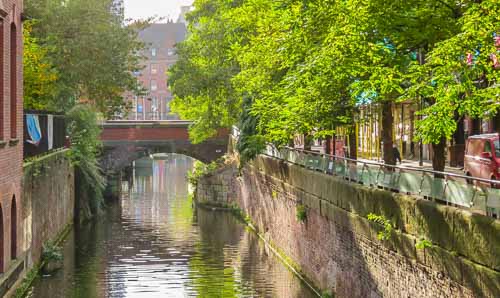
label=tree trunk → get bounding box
[494,113,500,134]
[472,118,481,136]
[432,137,447,175]
[381,101,395,165]
[325,135,332,155]
[349,129,357,160]
[304,133,312,151]
[332,134,337,159]
[453,115,465,145]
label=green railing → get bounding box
[263,145,500,219]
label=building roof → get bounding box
[138,23,187,50]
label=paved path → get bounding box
[358,158,465,175]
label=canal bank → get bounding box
[195,151,500,297]
[1,150,76,297]
[27,155,316,297]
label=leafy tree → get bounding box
[23,20,58,110]
[172,0,499,172]
[169,0,245,144]
[67,105,105,217]
[25,0,145,116]
[407,0,500,171]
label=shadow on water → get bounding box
[28,154,316,298]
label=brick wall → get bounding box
[0,0,23,274]
[196,155,500,297]
[100,125,229,142]
[101,127,190,141]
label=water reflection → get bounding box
[29,155,316,297]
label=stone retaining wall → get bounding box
[22,150,75,269]
[196,155,500,297]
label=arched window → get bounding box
[11,197,16,260]
[0,20,4,140]
[0,204,4,272]
[10,22,16,139]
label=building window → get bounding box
[0,20,4,140]
[11,196,16,260]
[0,205,3,272]
[10,23,17,139]
[151,64,158,75]
[151,80,157,91]
[167,48,174,56]
[151,47,157,57]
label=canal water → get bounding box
[29,155,316,297]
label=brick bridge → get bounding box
[100,120,229,172]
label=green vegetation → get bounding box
[41,242,63,263]
[296,204,307,222]
[367,213,394,241]
[22,0,151,217]
[23,20,58,111]
[67,105,106,215]
[416,238,433,250]
[187,159,225,186]
[13,264,40,298]
[170,0,500,171]
[24,0,146,116]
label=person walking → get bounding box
[393,144,402,164]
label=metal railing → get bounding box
[230,125,500,218]
[262,145,500,218]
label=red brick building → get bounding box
[0,0,23,273]
[126,22,187,120]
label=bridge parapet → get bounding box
[100,120,229,172]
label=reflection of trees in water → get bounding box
[189,208,316,297]
[30,155,315,297]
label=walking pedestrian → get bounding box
[393,144,402,164]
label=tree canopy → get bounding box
[23,20,58,110]
[171,0,499,164]
[24,0,145,116]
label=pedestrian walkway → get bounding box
[358,158,465,176]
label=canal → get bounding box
[28,155,316,297]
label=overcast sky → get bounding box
[124,0,194,21]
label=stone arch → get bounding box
[101,140,228,173]
[11,195,16,259]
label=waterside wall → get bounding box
[22,150,75,269]
[196,154,500,298]
[0,150,77,296]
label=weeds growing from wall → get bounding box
[416,238,433,250]
[187,158,225,186]
[367,213,393,241]
[67,105,105,216]
[296,204,307,222]
[42,242,63,263]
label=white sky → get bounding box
[124,0,194,21]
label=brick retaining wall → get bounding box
[196,155,500,297]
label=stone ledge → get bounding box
[0,258,25,298]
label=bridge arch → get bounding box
[100,120,228,172]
